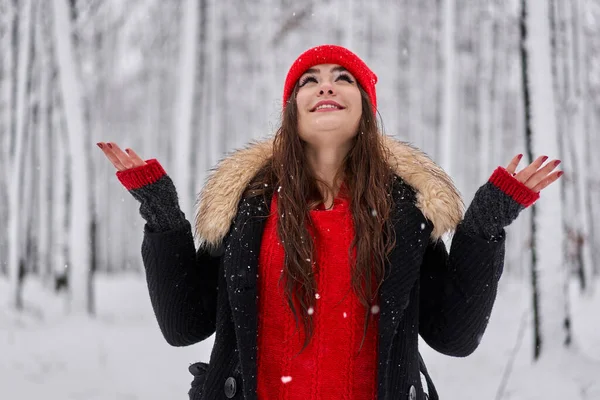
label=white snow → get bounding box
[2,275,599,399]
[0,274,213,400]
[421,278,600,399]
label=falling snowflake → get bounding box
[371,209,378,217]
[343,312,347,318]
[315,293,320,299]
[308,307,314,315]
[281,376,292,384]
[420,223,426,230]
[371,305,380,314]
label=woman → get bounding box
[98,45,562,400]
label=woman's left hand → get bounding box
[506,154,563,193]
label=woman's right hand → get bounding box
[97,142,146,171]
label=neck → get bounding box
[304,140,352,206]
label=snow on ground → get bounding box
[1,274,599,399]
[0,275,214,400]
[422,278,600,399]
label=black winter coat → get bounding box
[128,137,527,400]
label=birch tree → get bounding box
[206,0,225,169]
[172,0,198,219]
[192,0,210,191]
[440,0,456,175]
[7,0,34,309]
[50,83,68,294]
[0,0,16,276]
[35,1,52,283]
[565,0,594,293]
[51,0,91,314]
[521,0,568,360]
[478,2,495,176]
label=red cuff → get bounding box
[489,166,540,207]
[116,159,167,191]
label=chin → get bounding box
[301,129,357,148]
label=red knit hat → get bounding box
[282,45,378,115]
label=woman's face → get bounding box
[295,64,362,148]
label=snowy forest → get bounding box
[1,0,600,399]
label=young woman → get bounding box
[98,45,562,400]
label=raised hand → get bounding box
[506,154,563,193]
[97,142,146,171]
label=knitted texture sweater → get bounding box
[256,192,378,400]
[116,152,539,400]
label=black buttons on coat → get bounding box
[224,377,237,398]
[408,385,417,400]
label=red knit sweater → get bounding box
[256,191,379,400]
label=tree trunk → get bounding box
[36,0,52,284]
[569,0,594,293]
[206,0,224,169]
[7,0,34,310]
[173,0,198,219]
[521,0,569,360]
[0,1,16,229]
[440,0,455,174]
[51,83,68,296]
[51,0,91,314]
[396,0,410,140]
[478,4,494,177]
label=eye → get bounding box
[299,76,318,87]
[336,73,354,84]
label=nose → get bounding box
[318,80,335,96]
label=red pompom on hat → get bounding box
[282,44,378,115]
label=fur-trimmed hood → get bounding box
[194,136,464,248]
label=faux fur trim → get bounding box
[194,136,464,248]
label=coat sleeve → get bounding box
[116,159,220,346]
[141,221,219,346]
[418,227,505,357]
[419,166,538,357]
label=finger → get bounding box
[124,148,146,167]
[98,142,126,171]
[518,155,548,182]
[525,159,561,189]
[506,154,523,175]
[108,142,136,169]
[531,170,564,192]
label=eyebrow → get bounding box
[302,66,348,75]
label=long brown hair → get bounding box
[247,84,396,351]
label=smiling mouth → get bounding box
[311,103,345,112]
